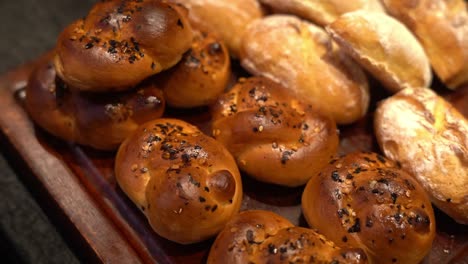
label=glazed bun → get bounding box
[327,11,432,93]
[211,77,339,187]
[382,0,468,89]
[259,0,385,26]
[115,118,243,244]
[240,15,369,125]
[302,152,436,264]
[156,31,230,108]
[375,87,468,224]
[25,59,165,150]
[170,0,264,58]
[55,0,193,92]
[207,210,368,264]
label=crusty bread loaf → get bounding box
[25,58,165,150]
[259,0,385,26]
[327,11,432,93]
[55,0,193,92]
[240,15,369,125]
[115,118,243,244]
[382,0,468,89]
[302,152,436,264]
[375,87,468,224]
[207,210,368,264]
[170,0,263,58]
[211,77,339,187]
[156,31,231,108]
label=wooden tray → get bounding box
[0,57,467,264]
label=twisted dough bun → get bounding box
[55,0,193,92]
[327,11,432,93]
[259,0,385,26]
[302,152,436,264]
[211,77,339,187]
[240,15,369,125]
[382,0,468,89]
[375,87,468,224]
[207,210,368,264]
[115,118,243,244]
[170,0,264,58]
[25,59,165,150]
[156,31,231,108]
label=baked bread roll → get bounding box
[55,0,193,92]
[170,0,263,58]
[115,118,243,244]
[207,210,368,264]
[25,59,165,150]
[156,31,230,108]
[375,87,468,224]
[240,15,369,125]
[211,77,339,187]
[302,152,436,264]
[259,0,385,26]
[327,11,432,93]
[382,0,468,89]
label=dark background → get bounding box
[0,1,97,263]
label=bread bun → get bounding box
[207,210,368,264]
[170,0,263,58]
[259,0,385,26]
[25,59,165,150]
[240,15,369,125]
[327,11,432,93]
[115,118,243,244]
[375,87,468,224]
[382,0,468,89]
[302,152,436,264]
[211,77,339,187]
[55,0,193,92]
[156,31,230,108]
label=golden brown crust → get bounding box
[25,58,165,150]
[240,15,369,125]
[327,11,432,93]
[170,0,263,58]
[302,152,436,264]
[207,210,368,264]
[374,87,468,224]
[211,77,339,187]
[115,118,243,244]
[156,31,231,108]
[259,0,385,26]
[55,0,193,92]
[382,0,468,89]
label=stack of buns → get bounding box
[24,0,468,262]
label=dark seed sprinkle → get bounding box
[391,193,398,204]
[199,196,206,203]
[268,244,278,254]
[348,218,361,233]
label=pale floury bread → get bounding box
[375,87,468,224]
[327,11,432,93]
[259,0,385,26]
[240,15,370,125]
[382,0,468,89]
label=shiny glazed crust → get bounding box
[259,0,385,26]
[156,31,231,108]
[207,210,368,264]
[211,77,339,187]
[375,87,468,224]
[55,0,193,92]
[327,10,432,93]
[25,59,165,150]
[382,0,468,89]
[302,152,436,264]
[240,15,369,125]
[170,0,263,58]
[115,118,243,244]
